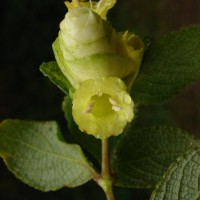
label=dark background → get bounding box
[0,0,200,199]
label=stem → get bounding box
[101,138,110,178]
[100,138,115,200]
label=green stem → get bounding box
[100,138,115,200]
[101,138,110,178]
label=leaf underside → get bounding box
[40,61,71,94]
[0,120,93,191]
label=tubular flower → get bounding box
[53,1,144,91]
[72,77,134,139]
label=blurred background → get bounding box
[0,0,200,199]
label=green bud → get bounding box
[53,2,144,91]
[72,77,134,139]
[58,6,114,57]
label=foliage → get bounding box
[0,120,93,191]
[1,1,200,199]
[131,25,200,105]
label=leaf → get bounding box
[131,25,200,105]
[0,120,93,191]
[151,145,200,200]
[40,61,72,95]
[62,96,101,162]
[111,126,197,188]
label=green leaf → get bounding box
[0,120,93,191]
[111,126,197,188]
[62,96,101,162]
[40,61,73,95]
[131,25,200,105]
[151,145,200,200]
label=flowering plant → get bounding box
[0,0,200,199]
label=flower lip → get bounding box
[127,35,144,50]
[72,77,134,139]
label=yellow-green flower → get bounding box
[53,1,144,91]
[72,77,134,139]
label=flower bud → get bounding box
[72,77,134,139]
[53,3,144,91]
[58,6,114,57]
